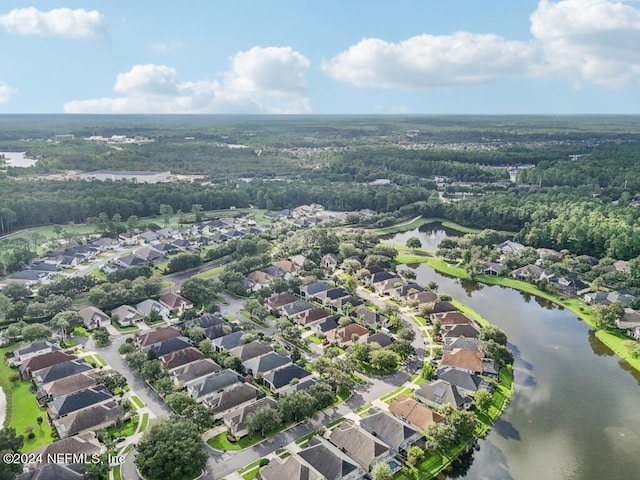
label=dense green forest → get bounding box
[3,115,640,261]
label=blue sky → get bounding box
[0,0,639,114]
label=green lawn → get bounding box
[83,353,108,367]
[71,326,90,337]
[111,321,139,334]
[159,280,175,288]
[88,268,108,281]
[0,344,54,451]
[139,412,149,432]
[207,423,288,451]
[306,335,323,345]
[595,329,640,371]
[130,396,144,409]
[105,416,138,439]
[193,265,224,279]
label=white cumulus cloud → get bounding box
[323,32,538,89]
[0,83,16,104]
[531,0,640,86]
[325,0,640,89]
[64,46,311,113]
[0,7,106,40]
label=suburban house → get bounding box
[432,311,475,329]
[431,301,459,314]
[511,264,554,282]
[146,337,192,357]
[415,379,473,409]
[134,326,180,349]
[330,296,364,312]
[39,371,97,402]
[17,463,87,479]
[52,400,125,438]
[553,275,590,297]
[170,358,221,387]
[118,232,140,245]
[78,306,111,330]
[267,292,298,311]
[291,254,310,271]
[407,290,438,306]
[150,242,179,254]
[206,382,263,419]
[111,305,143,326]
[353,306,390,329]
[246,270,275,290]
[497,240,525,254]
[223,396,278,438]
[212,331,246,353]
[321,253,339,270]
[116,255,150,268]
[299,281,330,299]
[184,313,224,330]
[617,309,640,338]
[20,351,77,380]
[186,369,243,403]
[25,432,103,470]
[327,324,369,347]
[13,340,61,365]
[312,287,349,303]
[366,332,393,348]
[277,435,364,480]
[159,347,205,370]
[134,246,165,264]
[439,348,485,374]
[584,291,634,306]
[47,386,113,419]
[388,395,445,431]
[312,315,341,335]
[262,364,313,393]
[280,300,315,318]
[243,352,292,377]
[374,278,405,295]
[359,410,422,455]
[442,324,481,342]
[204,322,241,340]
[159,292,194,314]
[435,366,491,397]
[32,359,93,389]
[294,308,331,326]
[229,341,274,362]
[478,262,507,276]
[273,260,302,275]
[443,337,483,352]
[327,419,392,472]
[139,231,159,243]
[367,271,398,287]
[135,299,171,319]
[390,282,423,300]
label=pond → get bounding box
[381,222,462,251]
[398,263,640,480]
[0,151,37,167]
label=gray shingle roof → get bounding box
[298,436,360,480]
[147,337,191,357]
[360,411,419,451]
[212,331,245,350]
[328,419,390,469]
[263,364,312,389]
[207,383,262,415]
[186,369,242,400]
[33,360,93,387]
[48,386,112,418]
[184,313,225,330]
[171,358,221,385]
[52,399,124,438]
[242,352,291,376]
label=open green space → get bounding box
[595,329,640,371]
[0,344,54,451]
[306,334,323,345]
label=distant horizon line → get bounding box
[0,113,639,117]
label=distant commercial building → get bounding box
[79,170,171,184]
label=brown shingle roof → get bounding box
[389,395,444,431]
[135,326,180,348]
[327,324,369,344]
[432,311,474,326]
[159,292,193,310]
[440,348,484,373]
[159,347,205,370]
[20,351,77,379]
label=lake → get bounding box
[0,151,37,167]
[398,263,640,480]
[381,221,462,251]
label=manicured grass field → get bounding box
[306,335,323,345]
[0,344,54,452]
